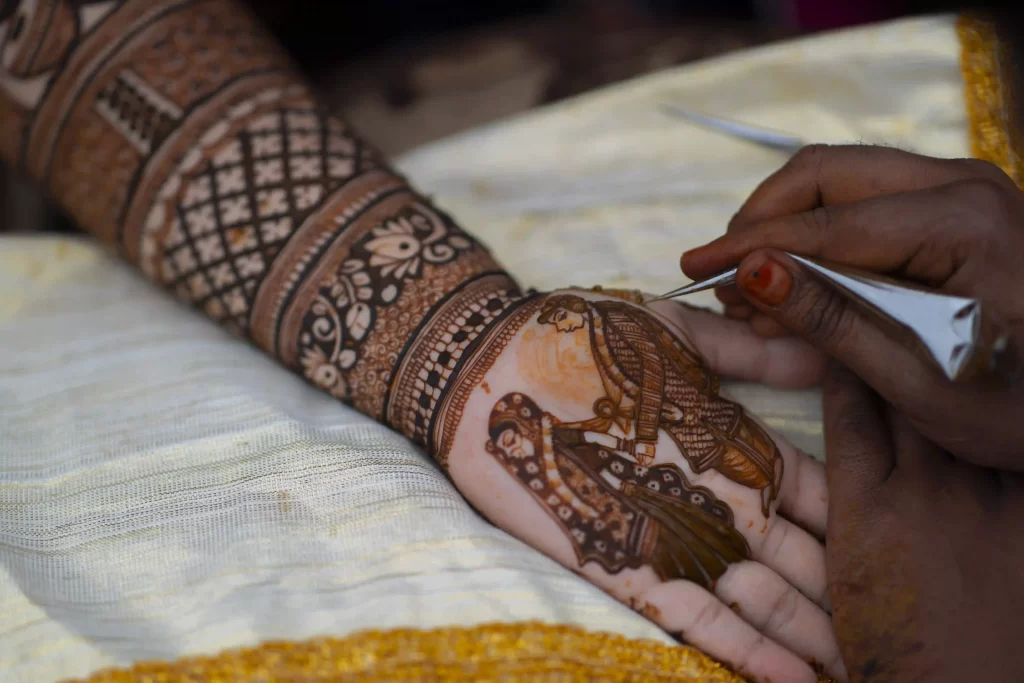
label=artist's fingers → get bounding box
[680,180,992,283]
[718,291,789,341]
[643,579,819,683]
[729,249,942,417]
[727,248,1024,470]
[716,284,747,308]
[886,404,951,478]
[648,300,825,389]
[728,144,1013,230]
[749,314,789,338]
[723,305,752,321]
[822,361,894,512]
[717,562,847,681]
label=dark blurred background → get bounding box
[0,0,1010,233]
[249,0,975,155]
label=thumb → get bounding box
[733,249,932,412]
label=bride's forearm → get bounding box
[0,0,523,446]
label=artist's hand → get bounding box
[823,361,1024,683]
[680,145,1024,471]
[441,288,843,683]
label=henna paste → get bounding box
[537,294,784,517]
[0,0,514,442]
[0,1,785,607]
[485,391,750,588]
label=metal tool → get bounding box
[659,103,807,154]
[646,266,740,301]
[647,254,1016,385]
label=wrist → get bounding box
[386,278,534,458]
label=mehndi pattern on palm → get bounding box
[535,295,783,517]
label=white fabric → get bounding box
[0,15,967,682]
[0,239,669,683]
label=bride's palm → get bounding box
[437,288,841,683]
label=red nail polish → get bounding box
[741,258,793,306]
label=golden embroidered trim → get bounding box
[71,622,746,682]
[70,621,839,682]
[958,14,1023,189]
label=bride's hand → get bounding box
[434,288,842,683]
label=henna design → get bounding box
[293,201,484,405]
[384,271,523,444]
[536,294,784,517]
[1,1,780,606]
[486,392,750,588]
[0,0,514,444]
[430,295,545,466]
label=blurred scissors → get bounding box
[659,103,808,154]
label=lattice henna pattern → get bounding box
[0,0,513,446]
[0,1,787,612]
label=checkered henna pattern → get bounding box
[0,0,524,451]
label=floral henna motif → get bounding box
[536,294,785,517]
[0,0,774,606]
[486,392,750,588]
[296,202,478,402]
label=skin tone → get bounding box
[446,289,844,683]
[682,146,1024,469]
[0,4,840,682]
[679,144,1024,681]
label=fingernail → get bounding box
[740,256,793,306]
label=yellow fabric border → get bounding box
[72,621,754,682]
[959,14,1023,188]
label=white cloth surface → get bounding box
[0,239,669,683]
[1,15,967,682]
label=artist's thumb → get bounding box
[732,249,930,407]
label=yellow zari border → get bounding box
[72,622,753,682]
[959,14,1023,189]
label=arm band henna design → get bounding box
[0,0,523,448]
[0,0,786,602]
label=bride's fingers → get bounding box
[642,579,819,683]
[749,314,790,338]
[717,561,847,682]
[699,462,828,610]
[774,437,828,538]
[647,299,825,389]
[674,423,828,609]
[750,514,829,612]
[672,452,827,609]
